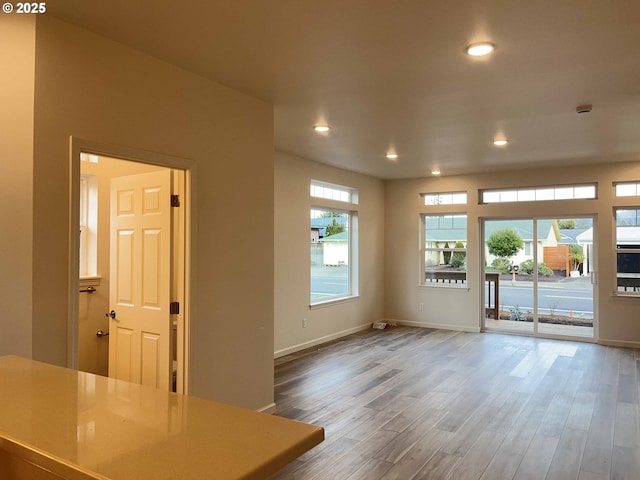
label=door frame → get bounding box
[68,136,195,393]
[480,215,598,342]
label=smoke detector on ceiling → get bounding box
[576,104,593,114]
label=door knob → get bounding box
[106,310,116,319]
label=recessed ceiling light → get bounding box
[493,139,508,146]
[386,153,398,160]
[465,42,495,57]
[431,169,441,175]
[313,124,331,132]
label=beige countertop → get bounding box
[0,356,323,479]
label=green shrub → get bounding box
[450,241,466,268]
[491,257,510,272]
[519,259,553,277]
[539,262,554,277]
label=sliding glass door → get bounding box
[483,217,594,339]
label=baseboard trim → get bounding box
[257,402,277,414]
[598,338,640,349]
[391,319,480,333]
[274,322,374,359]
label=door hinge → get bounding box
[170,301,180,315]
[171,195,180,207]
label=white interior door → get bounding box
[109,170,172,390]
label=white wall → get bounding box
[30,17,274,409]
[385,161,640,346]
[274,152,385,357]
[0,16,35,358]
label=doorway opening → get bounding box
[69,139,191,393]
[482,217,596,340]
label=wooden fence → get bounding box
[543,245,570,276]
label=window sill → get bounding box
[613,292,640,298]
[309,295,360,309]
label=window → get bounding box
[310,180,358,204]
[79,174,98,278]
[615,182,640,197]
[481,184,596,204]
[310,181,358,305]
[524,241,532,256]
[422,191,467,206]
[614,207,640,295]
[421,214,467,286]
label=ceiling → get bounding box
[47,0,640,179]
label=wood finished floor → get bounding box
[269,326,640,480]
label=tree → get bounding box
[569,243,584,271]
[325,218,345,236]
[558,219,576,229]
[486,228,523,259]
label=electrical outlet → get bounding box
[303,318,308,328]
[419,303,425,311]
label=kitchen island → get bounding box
[0,356,323,479]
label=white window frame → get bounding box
[310,179,359,204]
[79,174,98,278]
[613,207,640,296]
[309,180,359,307]
[420,213,468,288]
[615,181,640,197]
[422,191,467,206]
[480,183,597,204]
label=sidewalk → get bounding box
[498,274,592,290]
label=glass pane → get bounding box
[484,219,534,334]
[500,190,518,202]
[310,210,350,302]
[424,216,440,236]
[554,187,573,200]
[423,194,437,205]
[574,185,596,199]
[617,252,640,293]
[616,209,639,226]
[452,193,467,204]
[535,188,554,201]
[517,189,536,201]
[452,215,466,228]
[423,191,467,205]
[310,181,353,203]
[423,214,467,286]
[438,194,453,205]
[483,191,500,203]
[538,219,593,338]
[616,183,638,197]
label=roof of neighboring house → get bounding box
[310,217,348,229]
[425,218,557,243]
[578,226,640,244]
[485,219,557,241]
[311,216,349,237]
[559,228,590,244]
[617,227,640,244]
[320,231,349,242]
